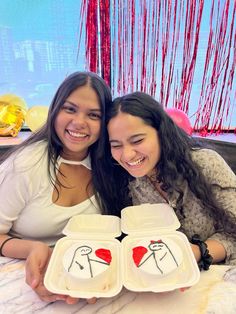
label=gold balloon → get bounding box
[0,94,28,137]
[25,106,49,132]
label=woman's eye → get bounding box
[88,112,101,120]
[110,144,122,149]
[132,138,143,144]
[61,105,76,113]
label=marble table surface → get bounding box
[0,257,236,314]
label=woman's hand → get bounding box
[25,241,67,302]
[25,241,97,304]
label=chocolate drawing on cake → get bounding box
[67,245,112,278]
[132,240,180,275]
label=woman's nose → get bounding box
[72,113,87,126]
[121,146,136,160]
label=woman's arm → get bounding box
[0,157,79,304]
[193,149,236,265]
[191,239,226,263]
[0,234,81,304]
[0,235,49,259]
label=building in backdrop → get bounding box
[0,0,235,133]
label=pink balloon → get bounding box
[165,108,193,135]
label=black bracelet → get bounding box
[191,234,213,271]
[0,237,19,257]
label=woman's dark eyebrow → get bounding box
[64,100,77,107]
[129,133,146,140]
[64,100,101,112]
[109,134,145,143]
[90,108,102,112]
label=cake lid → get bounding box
[63,214,121,239]
[121,203,181,235]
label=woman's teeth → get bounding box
[127,157,144,166]
[68,130,87,138]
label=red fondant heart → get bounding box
[132,246,148,267]
[95,248,112,264]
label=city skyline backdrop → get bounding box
[0,0,235,129]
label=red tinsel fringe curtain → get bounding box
[77,0,236,133]
[79,0,98,73]
[78,0,110,86]
[99,0,111,86]
[193,0,236,134]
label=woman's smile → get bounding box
[66,129,89,140]
[108,112,161,178]
[125,156,146,167]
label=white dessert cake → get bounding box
[132,238,183,276]
[63,242,112,290]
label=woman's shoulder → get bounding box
[1,140,48,171]
[191,148,236,185]
[190,148,233,168]
[191,148,224,163]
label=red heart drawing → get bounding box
[95,248,112,264]
[132,246,148,267]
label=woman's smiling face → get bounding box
[55,84,101,161]
[108,112,161,178]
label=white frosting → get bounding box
[132,238,183,276]
[63,243,112,280]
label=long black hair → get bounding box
[0,71,112,212]
[96,91,236,233]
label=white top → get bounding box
[0,141,100,245]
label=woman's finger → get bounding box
[87,297,97,304]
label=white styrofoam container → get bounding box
[44,203,200,298]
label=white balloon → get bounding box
[25,106,48,132]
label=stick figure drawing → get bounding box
[132,239,182,275]
[64,244,112,279]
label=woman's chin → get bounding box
[125,167,147,178]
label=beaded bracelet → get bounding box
[191,234,213,271]
[0,237,19,257]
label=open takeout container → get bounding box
[44,203,200,298]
